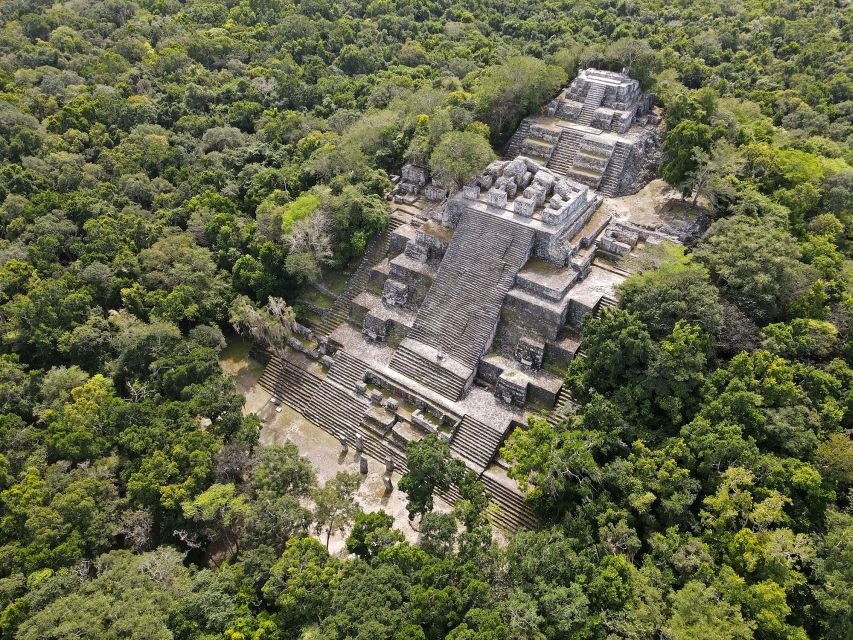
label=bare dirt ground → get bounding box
[603,178,708,232]
[220,339,450,556]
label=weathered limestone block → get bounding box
[476,358,505,385]
[487,188,507,208]
[600,236,632,256]
[381,279,408,307]
[609,225,640,246]
[477,173,494,190]
[442,198,465,227]
[526,184,548,207]
[485,160,508,177]
[462,185,480,199]
[532,171,555,193]
[401,163,428,187]
[553,179,573,199]
[416,227,450,257]
[320,355,334,369]
[496,176,517,198]
[504,157,527,182]
[514,197,535,217]
[495,371,528,407]
[529,125,561,144]
[411,409,434,433]
[424,182,447,201]
[515,336,545,371]
[396,182,419,196]
[385,397,399,412]
[591,110,614,131]
[363,314,387,342]
[403,239,428,263]
[369,389,383,405]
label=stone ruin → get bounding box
[257,69,678,532]
[505,68,662,197]
[392,163,447,202]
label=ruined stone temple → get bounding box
[258,69,689,531]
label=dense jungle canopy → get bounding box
[0,0,850,638]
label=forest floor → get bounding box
[220,337,451,556]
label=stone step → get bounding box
[326,351,371,391]
[314,218,404,336]
[547,386,578,427]
[599,142,630,197]
[547,129,584,175]
[578,84,606,126]
[504,120,532,159]
[258,358,323,414]
[399,207,534,375]
[304,381,370,436]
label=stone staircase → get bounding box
[391,208,534,400]
[593,294,618,318]
[598,141,630,197]
[480,472,538,530]
[258,357,322,414]
[547,386,577,427]
[504,119,531,158]
[546,129,583,176]
[578,83,605,126]
[314,217,405,336]
[566,143,613,190]
[259,351,537,530]
[326,351,371,392]
[450,415,506,471]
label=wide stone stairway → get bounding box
[258,350,538,531]
[390,208,535,401]
[598,141,630,197]
[504,120,531,158]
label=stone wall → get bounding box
[616,126,664,195]
[495,371,527,407]
[566,297,595,330]
[476,357,505,386]
[500,293,567,342]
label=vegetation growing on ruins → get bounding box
[0,0,849,638]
